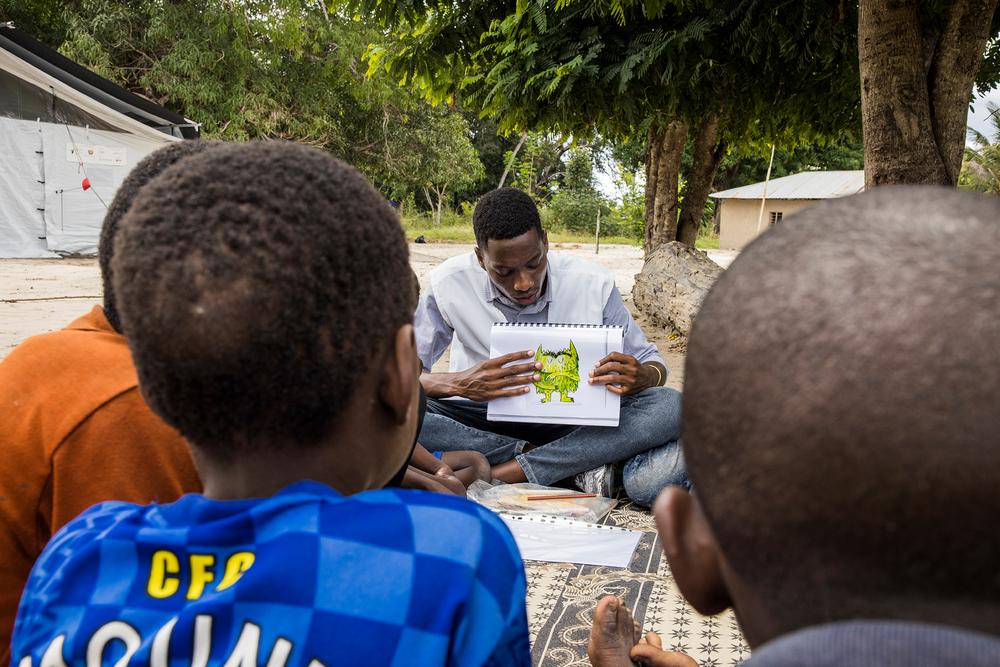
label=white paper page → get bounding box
[500,514,641,568]
[488,324,623,426]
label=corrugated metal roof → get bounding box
[710,170,864,200]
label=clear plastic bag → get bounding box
[467,481,617,523]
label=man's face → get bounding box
[476,229,549,306]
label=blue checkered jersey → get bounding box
[12,481,530,666]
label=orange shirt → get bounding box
[0,306,201,660]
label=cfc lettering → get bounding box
[145,551,255,600]
[147,551,180,598]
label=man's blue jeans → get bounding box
[418,387,688,506]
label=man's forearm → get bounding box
[420,371,462,399]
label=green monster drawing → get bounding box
[533,340,580,403]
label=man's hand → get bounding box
[588,353,661,396]
[423,350,541,402]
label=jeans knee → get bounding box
[623,441,689,507]
[623,387,683,443]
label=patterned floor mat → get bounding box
[524,499,750,666]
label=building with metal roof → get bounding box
[710,170,865,250]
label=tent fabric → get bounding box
[0,118,48,257]
[0,47,184,144]
[0,66,120,132]
[0,117,171,257]
[41,123,170,255]
[0,27,190,258]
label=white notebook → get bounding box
[487,322,624,427]
[500,514,642,568]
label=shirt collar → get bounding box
[483,264,553,313]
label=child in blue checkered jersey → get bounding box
[12,142,531,667]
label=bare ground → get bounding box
[1,243,737,388]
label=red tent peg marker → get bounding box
[81,177,91,191]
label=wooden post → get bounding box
[595,208,601,254]
[755,144,776,234]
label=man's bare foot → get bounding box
[587,596,638,667]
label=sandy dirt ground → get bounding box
[1,243,737,388]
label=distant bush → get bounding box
[547,190,609,233]
[604,173,645,240]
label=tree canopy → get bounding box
[0,0,499,216]
[358,0,862,252]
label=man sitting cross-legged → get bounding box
[588,186,1000,666]
[12,142,530,666]
[415,187,686,504]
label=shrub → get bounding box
[548,190,608,233]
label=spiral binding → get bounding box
[492,322,623,329]
[504,513,632,532]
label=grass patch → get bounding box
[402,213,720,250]
[695,234,720,250]
[403,219,641,246]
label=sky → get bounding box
[967,88,1000,140]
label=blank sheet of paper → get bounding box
[500,514,642,568]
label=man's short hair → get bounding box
[472,187,543,247]
[114,141,414,459]
[684,186,1000,626]
[98,140,216,332]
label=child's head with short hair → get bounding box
[99,140,217,332]
[113,141,419,491]
[658,186,1000,645]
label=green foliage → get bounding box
[961,103,1000,194]
[603,170,645,240]
[503,134,568,200]
[356,0,864,252]
[548,190,606,233]
[563,149,594,190]
[457,114,518,200]
[712,138,865,192]
[3,0,508,212]
[358,0,862,145]
[375,107,483,213]
[546,148,610,234]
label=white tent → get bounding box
[0,24,198,258]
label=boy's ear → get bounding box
[475,245,486,270]
[654,487,732,616]
[378,324,418,426]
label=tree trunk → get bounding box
[677,112,726,247]
[644,119,687,256]
[928,0,1000,183]
[434,188,446,226]
[859,0,998,187]
[423,187,438,224]
[498,133,527,188]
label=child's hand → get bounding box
[402,468,465,496]
[433,465,466,496]
[631,631,698,667]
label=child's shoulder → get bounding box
[345,487,511,532]
[311,488,520,569]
